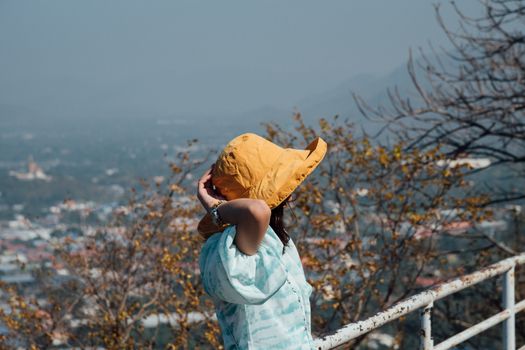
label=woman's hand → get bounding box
[197,163,226,212]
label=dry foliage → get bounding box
[0,115,522,349]
[1,143,222,349]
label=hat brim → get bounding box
[197,136,327,240]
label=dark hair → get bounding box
[269,197,291,254]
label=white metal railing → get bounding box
[313,253,525,350]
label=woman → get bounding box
[197,133,327,349]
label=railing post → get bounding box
[420,301,433,350]
[503,265,515,350]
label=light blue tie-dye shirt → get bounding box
[199,225,315,349]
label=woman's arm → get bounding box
[197,165,271,256]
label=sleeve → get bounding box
[199,225,287,305]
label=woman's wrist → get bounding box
[205,198,224,213]
[210,199,226,210]
[210,199,227,226]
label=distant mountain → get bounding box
[0,52,455,144]
[278,52,454,138]
[296,67,405,127]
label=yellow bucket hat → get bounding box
[197,132,327,238]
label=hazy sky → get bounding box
[0,0,481,118]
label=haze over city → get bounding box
[1,1,481,119]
